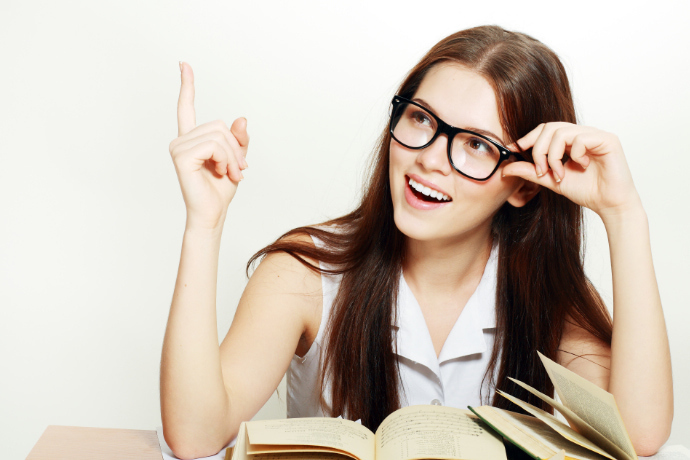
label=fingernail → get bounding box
[536,165,543,177]
[554,172,561,183]
[243,159,248,169]
[179,61,183,73]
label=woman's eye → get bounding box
[411,111,432,126]
[468,138,491,152]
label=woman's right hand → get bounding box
[169,62,249,231]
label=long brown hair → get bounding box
[247,25,612,431]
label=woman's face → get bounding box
[389,63,527,244]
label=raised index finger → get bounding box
[177,62,196,137]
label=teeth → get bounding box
[408,178,450,202]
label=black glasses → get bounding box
[389,95,527,181]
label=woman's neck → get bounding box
[402,227,493,300]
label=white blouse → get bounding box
[286,237,499,419]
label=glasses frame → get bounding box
[389,95,528,181]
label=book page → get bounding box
[499,389,621,460]
[508,378,632,460]
[246,418,375,460]
[538,352,637,460]
[374,405,506,460]
[240,453,353,460]
[231,424,249,460]
[481,406,609,460]
[246,444,358,458]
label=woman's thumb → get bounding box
[503,161,558,192]
[502,161,537,181]
[231,117,250,152]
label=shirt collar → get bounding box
[392,244,498,373]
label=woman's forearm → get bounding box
[603,205,673,454]
[160,225,233,458]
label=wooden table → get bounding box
[26,425,163,460]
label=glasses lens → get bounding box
[391,102,437,148]
[450,132,502,180]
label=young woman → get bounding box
[161,26,673,459]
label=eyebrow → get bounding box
[412,97,507,145]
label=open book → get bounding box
[229,405,507,460]
[469,351,637,460]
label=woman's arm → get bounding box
[503,124,673,455]
[556,208,672,456]
[160,227,229,458]
[602,203,672,454]
[160,62,322,459]
[161,232,321,460]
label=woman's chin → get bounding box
[393,212,446,243]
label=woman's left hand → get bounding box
[501,122,642,221]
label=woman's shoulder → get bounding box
[251,231,322,291]
[244,221,351,329]
[245,230,324,349]
[249,219,349,289]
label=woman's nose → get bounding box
[416,134,453,175]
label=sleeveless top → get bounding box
[286,237,499,419]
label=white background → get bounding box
[1,1,689,457]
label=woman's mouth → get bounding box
[408,177,451,202]
[404,176,452,210]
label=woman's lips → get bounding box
[407,173,452,198]
[404,176,451,210]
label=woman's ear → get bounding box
[506,178,541,208]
